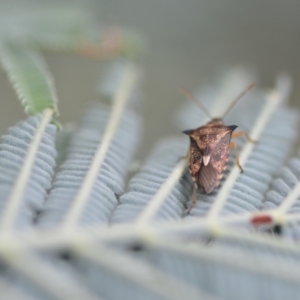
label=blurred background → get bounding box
[0,0,300,158]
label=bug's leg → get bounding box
[177,149,190,162]
[187,185,197,214]
[232,131,256,143]
[229,142,243,173]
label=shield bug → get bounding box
[181,84,256,213]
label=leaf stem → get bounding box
[0,208,299,254]
[274,181,300,215]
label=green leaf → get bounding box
[0,41,58,115]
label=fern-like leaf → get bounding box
[111,138,192,224]
[0,41,58,115]
[37,104,141,228]
[37,61,140,229]
[0,115,57,229]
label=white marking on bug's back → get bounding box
[203,155,211,166]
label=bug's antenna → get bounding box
[222,83,256,118]
[180,87,212,119]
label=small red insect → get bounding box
[181,84,256,213]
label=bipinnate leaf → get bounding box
[0,66,299,300]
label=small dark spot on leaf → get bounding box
[271,224,282,235]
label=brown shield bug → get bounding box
[181,83,256,213]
